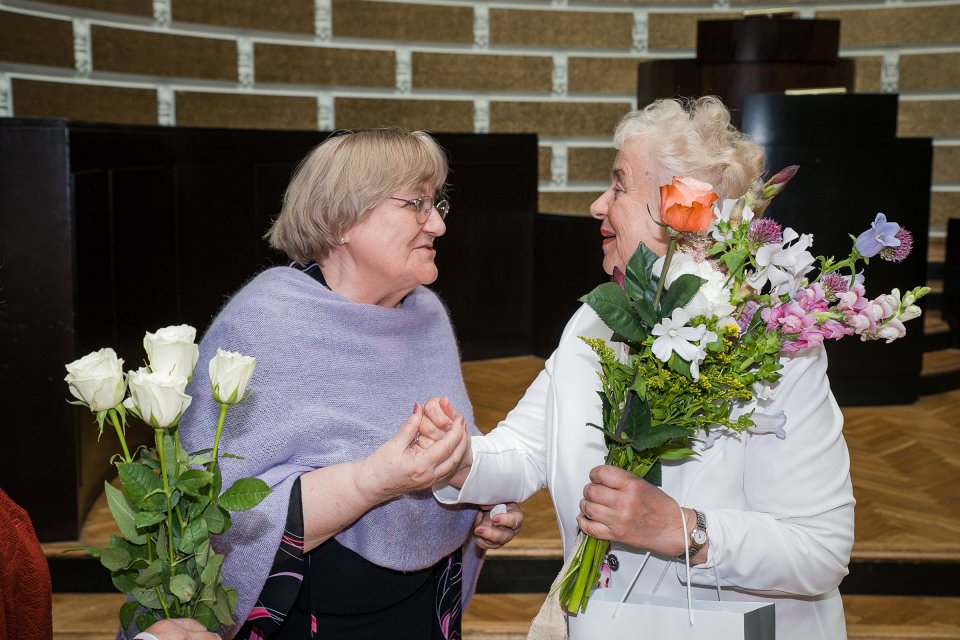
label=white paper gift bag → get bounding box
[569,589,775,640]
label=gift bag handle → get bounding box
[611,505,723,626]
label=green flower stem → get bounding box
[155,585,172,618]
[154,427,178,614]
[652,233,678,314]
[209,403,229,498]
[108,409,132,463]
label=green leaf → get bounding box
[200,551,224,587]
[118,463,165,510]
[579,282,646,342]
[136,612,157,633]
[119,601,139,630]
[658,274,706,318]
[618,392,652,443]
[112,570,137,594]
[658,446,698,460]
[178,469,214,497]
[131,586,161,610]
[135,559,165,589]
[178,516,208,555]
[134,510,166,529]
[219,478,271,512]
[646,459,663,487]
[188,495,212,520]
[104,482,146,544]
[667,352,693,379]
[169,574,198,603]
[194,603,219,631]
[631,297,657,327]
[631,424,690,453]
[203,502,227,534]
[624,242,659,302]
[211,586,235,625]
[99,540,132,572]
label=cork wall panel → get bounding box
[41,0,152,17]
[335,98,474,132]
[11,79,157,125]
[568,147,617,183]
[933,146,960,184]
[819,6,960,48]
[930,191,960,231]
[0,11,74,69]
[175,92,316,130]
[171,0,314,34]
[413,53,552,92]
[899,53,960,93]
[255,44,394,87]
[490,101,630,137]
[332,0,473,43]
[539,191,601,216]
[490,9,633,49]
[852,56,882,93]
[91,26,236,81]
[647,12,740,51]
[898,101,960,138]
[539,147,552,183]
[568,57,644,94]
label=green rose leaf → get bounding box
[99,540,132,572]
[211,586,236,625]
[625,242,659,302]
[112,570,137,594]
[178,469,214,497]
[178,516,208,555]
[219,478,271,512]
[134,510,166,529]
[169,574,198,603]
[135,559,165,589]
[132,586,161,610]
[119,600,139,630]
[658,274,706,318]
[200,551,225,587]
[136,612,157,633]
[104,482,146,544]
[579,282,646,343]
[117,463,164,510]
[194,603,219,632]
[203,502,227,534]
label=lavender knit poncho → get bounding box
[177,267,482,638]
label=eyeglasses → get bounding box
[389,195,449,224]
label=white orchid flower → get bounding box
[746,227,815,296]
[709,198,755,242]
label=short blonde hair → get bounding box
[613,96,764,200]
[266,127,448,264]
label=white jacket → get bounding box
[438,304,855,640]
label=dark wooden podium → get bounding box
[741,93,931,405]
[639,16,855,126]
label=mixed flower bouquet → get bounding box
[555,167,929,614]
[64,326,271,633]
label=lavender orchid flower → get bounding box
[855,213,901,258]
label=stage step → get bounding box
[50,593,960,639]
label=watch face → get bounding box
[692,528,708,545]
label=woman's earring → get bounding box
[339,237,347,245]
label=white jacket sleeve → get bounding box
[689,347,855,596]
[434,360,553,506]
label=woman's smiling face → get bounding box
[590,139,671,274]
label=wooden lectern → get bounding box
[638,16,855,126]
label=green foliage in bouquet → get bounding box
[64,328,271,633]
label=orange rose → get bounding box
[659,176,719,233]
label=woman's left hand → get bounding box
[473,503,524,550]
[576,465,693,559]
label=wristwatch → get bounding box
[675,509,708,561]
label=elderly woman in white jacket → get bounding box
[426,97,855,640]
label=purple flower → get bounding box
[737,300,760,333]
[820,273,849,299]
[747,218,783,245]
[855,213,901,258]
[879,227,913,262]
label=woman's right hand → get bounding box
[353,403,470,502]
[418,397,474,489]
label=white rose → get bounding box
[209,348,256,404]
[127,367,192,428]
[653,253,736,320]
[144,325,199,380]
[64,348,126,411]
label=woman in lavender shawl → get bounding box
[176,128,523,640]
